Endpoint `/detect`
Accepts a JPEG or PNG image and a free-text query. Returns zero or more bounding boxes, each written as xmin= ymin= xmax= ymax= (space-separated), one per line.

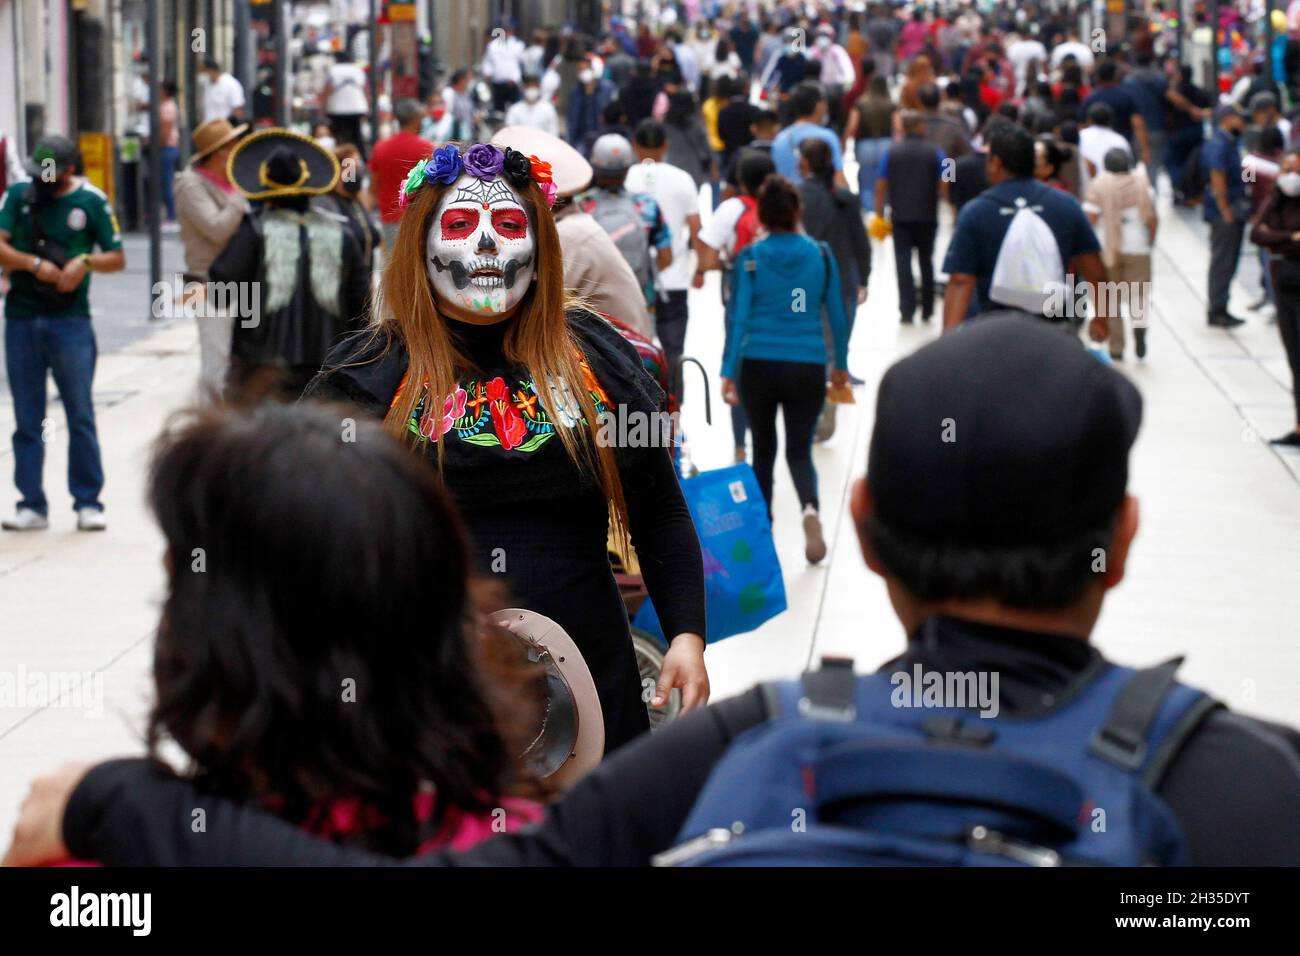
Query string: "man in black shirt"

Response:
xmin=7 ymin=319 xmax=1300 ymax=867
xmin=729 ymin=17 xmax=760 ymax=72
xmin=1082 ymin=58 xmax=1150 ymax=165
xmin=875 ymin=111 xmax=947 ymax=323
xmin=720 ymin=109 xmax=778 ymax=195
xmin=715 ymin=76 xmax=762 ymax=173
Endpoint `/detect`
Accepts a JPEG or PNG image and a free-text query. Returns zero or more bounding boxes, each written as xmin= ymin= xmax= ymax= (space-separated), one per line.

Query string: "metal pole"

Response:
xmin=66 ymin=4 xmax=79 ymax=134
xmin=1174 ymin=0 xmax=1183 ymax=61
xmin=273 ymin=0 xmax=289 ymax=126
xmin=1209 ymin=0 xmax=1219 ymax=96
xmin=369 ymin=0 xmax=380 ymax=147
xmin=1265 ymin=0 xmax=1275 ymax=87
xmin=183 ymin=0 xmax=199 ymax=160
xmin=427 ymin=0 xmax=438 ymax=85
xmin=148 ymin=0 xmax=163 ymax=319
xmin=233 ymin=0 xmax=251 ymax=108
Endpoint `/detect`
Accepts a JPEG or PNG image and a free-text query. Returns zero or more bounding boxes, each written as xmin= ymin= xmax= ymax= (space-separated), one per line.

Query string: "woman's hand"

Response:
xmin=2 ymin=761 xmax=92 ymax=866
xmin=721 ymin=377 xmax=739 ymax=406
xmin=830 ymin=369 xmax=850 ymax=388
xmin=856 ymin=286 xmax=869 ymax=305
xmin=656 ymin=633 xmax=710 ymax=712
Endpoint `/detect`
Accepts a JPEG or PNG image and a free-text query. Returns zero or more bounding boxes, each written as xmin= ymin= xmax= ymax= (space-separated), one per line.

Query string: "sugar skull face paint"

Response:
xmin=427 ymin=173 xmax=536 ymax=315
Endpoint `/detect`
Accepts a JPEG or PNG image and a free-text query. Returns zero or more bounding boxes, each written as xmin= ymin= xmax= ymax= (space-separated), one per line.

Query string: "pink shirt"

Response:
xmin=160 ymin=99 xmax=180 ymax=148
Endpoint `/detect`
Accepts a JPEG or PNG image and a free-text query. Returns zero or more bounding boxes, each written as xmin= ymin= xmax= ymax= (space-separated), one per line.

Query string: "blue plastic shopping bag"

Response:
xmin=634 ymin=462 xmax=786 ymax=644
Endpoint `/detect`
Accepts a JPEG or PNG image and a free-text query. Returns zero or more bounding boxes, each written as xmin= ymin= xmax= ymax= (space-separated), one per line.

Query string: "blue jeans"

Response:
xmin=855 ymin=137 xmax=891 ymax=213
xmin=1166 ymin=125 xmax=1204 ymax=198
xmin=4 ymin=316 xmax=104 ymax=515
xmin=160 ymin=145 xmax=179 ymax=220
xmin=1259 ymin=246 xmax=1276 ymax=306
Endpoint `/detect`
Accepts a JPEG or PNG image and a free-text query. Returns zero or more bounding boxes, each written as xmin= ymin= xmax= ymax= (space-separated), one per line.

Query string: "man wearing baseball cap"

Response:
xmin=0 ymin=134 xmax=125 ymax=532
xmin=579 ymin=133 xmax=673 ymax=314
xmin=22 ymin=316 xmax=1300 ymax=867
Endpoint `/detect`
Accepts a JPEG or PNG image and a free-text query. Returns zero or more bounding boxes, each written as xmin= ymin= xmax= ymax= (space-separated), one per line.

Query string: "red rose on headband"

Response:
xmin=528 ymin=155 xmax=553 ymax=184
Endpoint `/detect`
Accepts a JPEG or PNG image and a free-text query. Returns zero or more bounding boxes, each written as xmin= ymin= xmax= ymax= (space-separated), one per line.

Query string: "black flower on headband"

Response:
xmin=501 ymin=147 xmax=534 ymax=189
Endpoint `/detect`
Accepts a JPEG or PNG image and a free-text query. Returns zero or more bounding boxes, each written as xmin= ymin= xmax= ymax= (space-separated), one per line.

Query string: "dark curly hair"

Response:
xmin=756 ymin=173 xmax=801 ymax=231
xmin=145 ymin=402 xmax=537 ymax=854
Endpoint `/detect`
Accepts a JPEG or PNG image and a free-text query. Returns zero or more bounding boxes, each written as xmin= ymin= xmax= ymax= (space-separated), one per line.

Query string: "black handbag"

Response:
xmin=24 ymin=185 xmax=80 ymax=312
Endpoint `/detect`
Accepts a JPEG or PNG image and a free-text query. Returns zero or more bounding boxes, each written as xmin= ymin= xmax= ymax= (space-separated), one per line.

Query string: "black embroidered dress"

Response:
xmin=305 ymin=309 xmax=706 ymax=749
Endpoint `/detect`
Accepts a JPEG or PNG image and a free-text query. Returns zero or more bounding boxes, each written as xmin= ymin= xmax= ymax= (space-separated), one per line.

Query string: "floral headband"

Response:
xmin=398 ymin=142 xmax=556 ymax=210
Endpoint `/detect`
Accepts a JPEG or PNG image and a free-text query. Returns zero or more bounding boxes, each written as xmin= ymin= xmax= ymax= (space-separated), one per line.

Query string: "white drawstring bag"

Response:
xmin=989 ymin=196 xmax=1065 ymax=315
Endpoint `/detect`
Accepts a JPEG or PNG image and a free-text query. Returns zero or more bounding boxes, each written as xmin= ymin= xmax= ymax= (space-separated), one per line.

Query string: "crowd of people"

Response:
xmin=3 ymin=2 xmax=1300 ymax=870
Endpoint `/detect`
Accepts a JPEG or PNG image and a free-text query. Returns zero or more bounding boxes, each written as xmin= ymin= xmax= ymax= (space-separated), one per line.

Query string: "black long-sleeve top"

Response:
xmin=1250 ymin=191 xmax=1300 ymax=259
xmin=64 ymin=616 xmax=1300 ymax=866
xmin=799 ymin=177 xmax=872 ymax=294
xmin=301 ymin=308 xmax=706 ymax=644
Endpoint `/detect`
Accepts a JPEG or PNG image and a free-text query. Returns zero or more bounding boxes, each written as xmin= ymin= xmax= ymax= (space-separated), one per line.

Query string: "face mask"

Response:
xmin=1279 ymin=172 xmax=1300 ymax=197
xmin=578 ymin=69 xmax=595 ymax=85
xmin=784 ymin=43 xmax=796 ymax=54
xmin=342 ymin=176 xmax=363 ymax=195
xmin=427 ymin=173 xmax=536 ymax=315
xmin=524 ymin=87 xmax=541 ymax=103
xmin=316 ymin=136 xmax=336 ymax=151
xmin=431 ymin=107 xmax=446 ymax=121
xmin=816 ymin=36 xmax=831 ymax=49
xmin=1227 ymin=125 xmax=1243 ymax=139
xmin=33 ymin=177 xmax=62 ymax=198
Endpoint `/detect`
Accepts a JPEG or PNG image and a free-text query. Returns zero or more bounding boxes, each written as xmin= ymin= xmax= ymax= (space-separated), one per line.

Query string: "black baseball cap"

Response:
xmin=867 ymin=316 xmax=1142 ymax=548
xmin=24 ymin=135 xmax=80 ymax=179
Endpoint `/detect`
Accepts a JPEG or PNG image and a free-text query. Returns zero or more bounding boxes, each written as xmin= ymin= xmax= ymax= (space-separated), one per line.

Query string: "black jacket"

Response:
xmin=64 ymin=616 xmax=1300 ymax=866
xmin=883 ymin=135 xmax=944 ymax=224
xmin=211 ymin=207 xmax=369 ymax=372
xmin=799 ymin=177 xmax=871 ymax=296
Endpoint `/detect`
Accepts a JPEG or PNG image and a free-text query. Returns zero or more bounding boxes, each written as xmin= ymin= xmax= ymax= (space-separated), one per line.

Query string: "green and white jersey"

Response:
xmin=0 ymin=179 xmax=123 ymax=318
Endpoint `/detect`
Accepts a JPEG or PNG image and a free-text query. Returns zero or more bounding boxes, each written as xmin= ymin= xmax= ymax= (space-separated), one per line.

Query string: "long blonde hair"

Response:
xmin=376 ymin=171 xmax=629 ymax=532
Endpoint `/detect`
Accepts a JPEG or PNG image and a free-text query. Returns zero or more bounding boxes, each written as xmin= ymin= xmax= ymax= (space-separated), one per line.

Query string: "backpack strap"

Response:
xmin=1087 ymin=656 xmax=1220 ymax=784
xmin=760 ymin=656 xmax=856 ymax=721
xmin=1143 ymin=693 xmax=1222 ymax=789
xmin=1088 ymin=657 xmax=1182 ymax=769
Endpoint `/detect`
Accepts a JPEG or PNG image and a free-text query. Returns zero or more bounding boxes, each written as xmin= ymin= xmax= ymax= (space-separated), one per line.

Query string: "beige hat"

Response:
xmin=491 ymin=125 xmax=593 ymax=198
xmin=494 ymin=608 xmax=603 ymax=787
xmin=190 ymin=118 xmax=249 ymax=164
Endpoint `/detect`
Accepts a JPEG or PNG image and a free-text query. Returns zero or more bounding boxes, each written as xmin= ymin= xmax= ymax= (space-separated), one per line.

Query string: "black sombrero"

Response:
xmin=227 ymin=128 xmax=340 ymax=201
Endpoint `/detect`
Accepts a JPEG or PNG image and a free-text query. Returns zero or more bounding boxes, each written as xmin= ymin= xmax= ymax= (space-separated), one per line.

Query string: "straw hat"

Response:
xmin=189 ymin=118 xmax=248 ymax=165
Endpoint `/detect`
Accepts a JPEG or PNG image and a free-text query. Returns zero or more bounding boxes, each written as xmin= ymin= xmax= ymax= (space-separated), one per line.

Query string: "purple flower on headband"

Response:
xmin=426 ymin=144 xmax=463 ymax=185
xmin=463 ymin=143 xmax=505 ymax=180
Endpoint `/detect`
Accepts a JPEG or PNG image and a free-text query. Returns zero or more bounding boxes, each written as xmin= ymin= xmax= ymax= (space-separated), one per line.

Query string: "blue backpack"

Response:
xmin=659 ymin=655 xmax=1219 ymax=866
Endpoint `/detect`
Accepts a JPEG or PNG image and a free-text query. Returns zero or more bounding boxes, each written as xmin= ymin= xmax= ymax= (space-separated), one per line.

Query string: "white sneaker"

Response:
xmin=1 ymin=507 xmax=49 ymax=531
xmin=814 ymin=402 xmax=837 ymax=443
xmin=76 ymin=508 xmax=107 ymax=531
xmin=802 ymin=504 xmax=827 ymax=564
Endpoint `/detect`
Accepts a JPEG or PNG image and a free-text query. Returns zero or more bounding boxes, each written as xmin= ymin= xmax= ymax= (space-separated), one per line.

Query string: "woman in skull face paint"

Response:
xmin=304 ymin=142 xmax=709 ymax=752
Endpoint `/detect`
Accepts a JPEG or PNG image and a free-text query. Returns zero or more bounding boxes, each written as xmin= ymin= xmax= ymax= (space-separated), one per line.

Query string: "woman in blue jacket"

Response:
xmin=720 ymin=175 xmax=849 ymax=564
